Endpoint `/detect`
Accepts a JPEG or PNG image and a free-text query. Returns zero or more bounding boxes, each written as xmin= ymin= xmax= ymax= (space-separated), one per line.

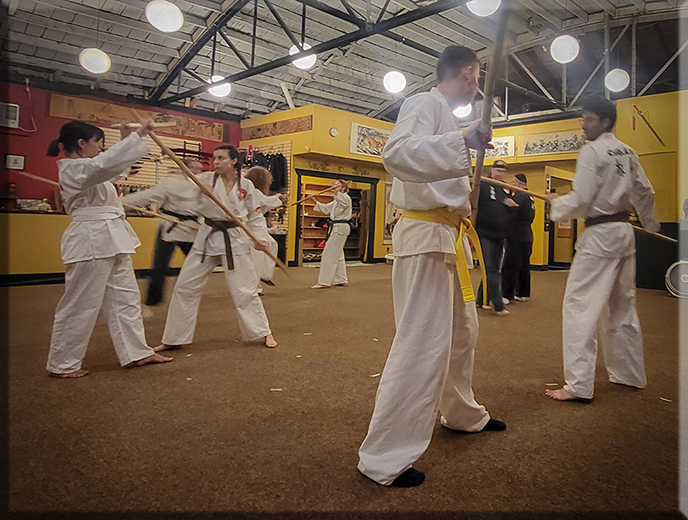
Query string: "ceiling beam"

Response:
xmin=551 ymin=0 xmax=588 ymax=22
xmin=95 ymin=0 xmax=208 ymax=28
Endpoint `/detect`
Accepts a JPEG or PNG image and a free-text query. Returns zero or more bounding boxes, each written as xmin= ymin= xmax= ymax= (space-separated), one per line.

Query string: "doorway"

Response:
xmin=548 ymin=176 xmax=578 ymax=269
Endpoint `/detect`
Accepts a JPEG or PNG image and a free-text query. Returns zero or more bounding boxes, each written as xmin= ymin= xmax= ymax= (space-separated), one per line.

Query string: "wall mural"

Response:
xmin=350 ymin=123 xmax=390 ymax=157
xmin=521 ymin=131 xmax=584 ymax=156
xmin=470 ymin=136 xmax=515 ymax=159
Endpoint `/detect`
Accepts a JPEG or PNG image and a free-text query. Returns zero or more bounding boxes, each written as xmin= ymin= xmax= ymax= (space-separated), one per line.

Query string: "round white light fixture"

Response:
xmin=79 ymin=48 xmax=111 ymax=74
xmin=466 ymin=0 xmax=501 ymax=17
xmin=289 ymin=43 xmax=317 ymax=70
xmin=208 ymin=75 xmax=231 ymax=97
xmin=605 ymin=68 xmax=630 ymax=92
xmin=383 ymin=71 xmax=406 ymax=94
xmin=453 ymin=104 xmax=473 ymax=118
xmin=146 ymin=0 xmax=184 ymax=33
xmin=550 ymin=35 xmax=580 ymax=64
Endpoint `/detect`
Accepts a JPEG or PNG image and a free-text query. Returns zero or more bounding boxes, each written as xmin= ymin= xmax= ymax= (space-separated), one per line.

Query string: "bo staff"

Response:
xmin=111 ymin=122 xmax=177 ymax=129
xmin=129 ymin=110 xmax=291 ymax=276
xmin=482 ymin=177 xmax=677 ymax=243
xmin=122 ymin=203 xmax=199 ymax=231
xmin=13 ymin=170 xmax=60 ymax=187
xmin=469 ymin=0 xmax=514 ymax=224
xmin=289 ymin=186 xmax=336 ymax=208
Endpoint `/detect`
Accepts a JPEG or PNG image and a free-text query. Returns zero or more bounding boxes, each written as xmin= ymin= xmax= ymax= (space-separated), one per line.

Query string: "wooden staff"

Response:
xmin=122 ymin=203 xmax=199 ymax=231
xmin=111 ymin=122 xmax=177 ymax=129
xmin=129 ymin=110 xmax=291 ymax=276
xmin=289 ymin=185 xmax=337 ymax=207
xmin=469 ymin=0 xmax=514 ymax=224
xmin=13 ymin=170 xmax=60 ymax=187
xmin=482 ymin=177 xmax=678 ymax=243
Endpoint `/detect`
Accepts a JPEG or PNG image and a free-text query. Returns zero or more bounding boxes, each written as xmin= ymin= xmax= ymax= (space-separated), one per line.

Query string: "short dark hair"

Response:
xmin=48 ymin=120 xmax=104 ymax=157
xmin=515 ymin=173 xmax=527 ymax=184
xmin=581 ymin=96 xmax=617 ymax=130
xmin=493 ymin=160 xmax=508 ymax=169
xmin=437 ymin=46 xmax=479 ymax=83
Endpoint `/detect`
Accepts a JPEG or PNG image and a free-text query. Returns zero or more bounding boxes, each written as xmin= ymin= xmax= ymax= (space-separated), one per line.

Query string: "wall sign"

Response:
xmin=521 ymin=131 xmax=584 ymax=156
xmin=350 ymin=123 xmax=390 ymax=158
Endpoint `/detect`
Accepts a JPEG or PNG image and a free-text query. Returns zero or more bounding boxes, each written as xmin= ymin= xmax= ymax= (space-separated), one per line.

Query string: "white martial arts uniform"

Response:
xmin=550 ymin=132 xmax=660 ymax=399
xmin=47 ymin=133 xmax=155 ymax=374
xmin=250 ymin=189 xmax=282 ymax=285
xmin=358 ymin=87 xmax=491 ymax=485
xmin=314 ymin=192 xmax=352 ymax=286
xmin=162 ymin=173 xmax=272 ymax=345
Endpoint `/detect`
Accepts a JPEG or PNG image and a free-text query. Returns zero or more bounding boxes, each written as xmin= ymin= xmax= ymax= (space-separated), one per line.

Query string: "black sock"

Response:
xmin=391 ymin=468 xmax=425 ymax=487
xmin=482 ymin=418 xmax=507 ymax=431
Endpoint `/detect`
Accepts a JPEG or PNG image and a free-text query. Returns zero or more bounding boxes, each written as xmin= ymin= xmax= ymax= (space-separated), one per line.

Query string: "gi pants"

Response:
xmin=47 ymin=254 xmax=153 ymax=374
xmin=163 ymin=249 xmax=271 ymax=344
xmin=476 ymin=236 xmax=506 ymax=311
xmin=562 ymin=250 xmax=646 ymax=399
xmin=251 ymin=234 xmax=278 ymax=285
xmin=358 ymin=252 xmax=490 ymax=485
xmin=146 ymin=228 xmax=193 ymax=306
xmin=502 ymin=240 xmax=532 ymax=300
xmin=317 ymin=224 xmax=349 ymax=286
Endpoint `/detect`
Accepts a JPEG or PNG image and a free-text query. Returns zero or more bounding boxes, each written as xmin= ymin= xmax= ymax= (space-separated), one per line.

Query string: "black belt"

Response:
xmin=326 ymin=220 xmax=350 ymax=240
xmin=584 ymin=212 xmax=630 ymax=228
xmin=202 ymin=218 xmax=240 ymax=270
xmin=161 ymin=207 xmax=198 ymax=233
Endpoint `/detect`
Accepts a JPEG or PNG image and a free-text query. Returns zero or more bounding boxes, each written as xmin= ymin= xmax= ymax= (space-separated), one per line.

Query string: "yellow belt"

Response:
xmin=402 ymin=208 xmax=487 ymax=303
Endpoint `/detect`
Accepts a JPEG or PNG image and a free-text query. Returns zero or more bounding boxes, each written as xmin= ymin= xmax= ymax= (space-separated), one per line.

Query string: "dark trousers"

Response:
xmin=476 ymin=236 xmax=506 ymax=311
xmin=502 ymin=240 xmax=533 ymax=300
xmin=146 ymin=229 xmax=193 ymax=306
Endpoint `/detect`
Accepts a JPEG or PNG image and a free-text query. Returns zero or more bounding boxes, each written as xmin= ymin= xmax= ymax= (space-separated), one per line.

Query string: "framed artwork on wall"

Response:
xmin=350 ymin=123 xmax=390 ymax=158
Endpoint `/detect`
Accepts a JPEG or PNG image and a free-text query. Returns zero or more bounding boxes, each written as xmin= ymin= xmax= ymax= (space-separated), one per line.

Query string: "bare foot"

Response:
xmin=141 ymin=305 xmax=154 ymax=319
xmin=131 ymin=353 xmax=173 ymax=367
xmin=48 ymin=368 xmax=88 ymax=378
xmin=495 ymin=309 xmax=509 ymax=316
xmin=334 ymin=282 xmax=348 ymax=287
xmin=545 ymin=388 xmax=581 ymax=401
xmin=153 ymin=344 xmax=182 ymax=353
xmin=481 ymin=305 xmax=491 ymax=310
xmin=311 ymin=284 xmax=329 ymax=289
xmin=265 ymin=334 xmax=278 ymax=348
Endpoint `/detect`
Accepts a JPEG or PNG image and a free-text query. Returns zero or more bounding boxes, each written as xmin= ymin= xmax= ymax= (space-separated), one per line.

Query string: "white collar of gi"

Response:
xmin=430 ymin=87 xmax=454 ymax=113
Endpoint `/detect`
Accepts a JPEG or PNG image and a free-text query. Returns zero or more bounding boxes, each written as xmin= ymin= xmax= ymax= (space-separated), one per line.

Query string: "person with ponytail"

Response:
xmin=156 ymin=144 xmax=279 ymax=350
xmin=46 ymin=120 xmax=172 ymax=378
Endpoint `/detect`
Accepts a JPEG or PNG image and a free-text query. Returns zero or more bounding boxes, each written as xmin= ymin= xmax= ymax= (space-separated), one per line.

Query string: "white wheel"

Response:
xmin=665 ymin=260 xmax=688 ymax=298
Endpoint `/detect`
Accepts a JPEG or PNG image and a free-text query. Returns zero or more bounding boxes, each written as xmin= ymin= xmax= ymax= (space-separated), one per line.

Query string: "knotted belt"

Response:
xmin=584 ymin=211 xmax=630 ymax=228
xmin=202 ymin=218 xmax=240 ymax=270
xmin=402 ymin=208 xmax=487 ymax=303
xmin=161 ymin=207 xmax=198 ymax=233
xmin=326 ymin=219 xmax=350 ymax=241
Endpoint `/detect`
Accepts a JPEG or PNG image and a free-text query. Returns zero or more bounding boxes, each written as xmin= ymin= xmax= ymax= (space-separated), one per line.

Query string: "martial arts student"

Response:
xmin=502 ymin=173 xmax=535 ymax=303
xmin=244 ymin=166 xmax=286 ymax=294
xmin=46 ymin=120 xmax=172 ymax=378
xmin=310 ymin=180 xmax=352 ymax=289
xmin=474 ymin=160 xmax=518 ymax=315
xmin=545 ymin=96 xmax=660 ymax=401
xmin=358 ymin=46 xmax=505 ymax=488
xmin=155 ymin=145 xmax=278 ymax=350
xmin=122 ymin=158 xmax=202 ymax=310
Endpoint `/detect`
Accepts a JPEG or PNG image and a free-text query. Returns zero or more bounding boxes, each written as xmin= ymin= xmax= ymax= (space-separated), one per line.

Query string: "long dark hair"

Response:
xmin=47 ymin=120 xmax=105 ymax=157
xmin=214 ymin=144 xmax=244 ymax=198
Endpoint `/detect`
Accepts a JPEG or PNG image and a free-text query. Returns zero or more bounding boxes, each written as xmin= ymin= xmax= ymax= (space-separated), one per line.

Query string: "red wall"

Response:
xmin=0 ymin=82 xmax=241 ymax=201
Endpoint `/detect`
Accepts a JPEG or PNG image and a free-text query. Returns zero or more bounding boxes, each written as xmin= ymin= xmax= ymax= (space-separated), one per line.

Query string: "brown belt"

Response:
xmin=202 ymin=218 xmax=240 ymax=270
xmin=584 ymin=212 xmax=630 ymax=228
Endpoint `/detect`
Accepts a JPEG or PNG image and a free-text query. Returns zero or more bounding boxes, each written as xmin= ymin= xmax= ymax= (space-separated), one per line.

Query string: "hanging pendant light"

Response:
xmin=550 ymin=35 xmax=579 ymax=64
xmin=383 ymin=71 xmax=406 ymax=94
xmin=207 ymin=75 xmax=231 ymax=97
xmin=466 ymin=0 xmax=501 ymax=17
xmin=605 ymin=68 xmax=630 ymax=92
xmin=453 ymin=104 xmax=472 ymax=118
xmin=79 ymin=48 xmax=111 ymax=74
xmin=146 ymin=0 xmax=184 ymax=33
xmin=289 ymin=43 xmax=317 ymax=70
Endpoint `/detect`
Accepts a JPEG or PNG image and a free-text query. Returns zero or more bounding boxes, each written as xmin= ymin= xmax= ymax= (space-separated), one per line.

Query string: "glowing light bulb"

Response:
xmin=207 ymin=75 xmax=231 ymax=97
xmin=289 ymin=43 xmax=317 ymax=70
xmin=146 ymin=0 xmax=184 ymax=32
xmin=466 ymin=0 xmax=501 ymax=17
xmin=605 ymin=68 xmax=630 ymax=92
xmin=383 ymin=71 xmax=406 ymax=94
xmin=79 ymin=48 xmax=111 ymax=74
xmin=453 ymin=104 xmax=473 ymax=118
xmin=550 ymin=35 xmax=580 ymax=64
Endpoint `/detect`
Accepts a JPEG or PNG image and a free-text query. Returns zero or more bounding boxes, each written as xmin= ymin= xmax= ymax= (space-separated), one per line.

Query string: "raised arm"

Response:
xmin=550 ymin=146 xmax=601 ymax=222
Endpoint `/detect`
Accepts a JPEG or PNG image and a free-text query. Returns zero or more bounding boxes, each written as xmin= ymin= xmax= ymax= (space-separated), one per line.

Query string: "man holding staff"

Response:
xmin=545 ymin=97 xmax=660 ymax=401
xmin=357 ymin=46 xmax=505 ymax=488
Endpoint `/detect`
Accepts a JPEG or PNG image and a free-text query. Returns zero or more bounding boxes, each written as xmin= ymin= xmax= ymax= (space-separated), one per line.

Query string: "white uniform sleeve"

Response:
xmin=259 ymin=192 xmax=283 ymax=211
xmin=629 ymin=155 xmax=660 ymax=233
xmin=550 ymin=145 xmax=601 ymax=221
xmin=121 ymin=181 xmax=168 ymax=208
xmin=243 ymin=180 xmax=270 ymax=240
xmin=334 ymin=192 xmax=351 ymax=210
xmin=382 ymin=97 xmax=471 ymax=183
xmin=314 ymin=200 xmax=335 ymax=215
xmin=60 ymin=133 xmax=150 ymax=192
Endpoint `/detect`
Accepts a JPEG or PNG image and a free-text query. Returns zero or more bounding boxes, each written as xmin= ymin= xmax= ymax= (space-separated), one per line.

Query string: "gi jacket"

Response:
xmin=58 ymin=133 xmax=149 ymax=264
xmin=315 ymin=193 xmax=352 ymax=237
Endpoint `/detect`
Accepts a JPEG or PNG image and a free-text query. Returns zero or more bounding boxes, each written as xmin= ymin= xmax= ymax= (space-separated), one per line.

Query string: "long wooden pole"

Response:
xmin=13 ymin=170 xmax=60 ymax=187
xmin=482 ymin=177 xmax=678 ymax=244
xmin=469 ymin=0 xmax=514 ymax=224
xmin=129 ymin=110 xmax=291 ymax=276
xmin=289 ymin=185 xmax=336 ymax=207
xmin=122 ymin=203 xmax=199 ymax=231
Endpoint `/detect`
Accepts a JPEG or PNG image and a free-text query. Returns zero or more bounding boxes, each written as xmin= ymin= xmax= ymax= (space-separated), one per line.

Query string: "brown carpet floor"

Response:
xmin=4 ymin=264 xmax=680 ymax=519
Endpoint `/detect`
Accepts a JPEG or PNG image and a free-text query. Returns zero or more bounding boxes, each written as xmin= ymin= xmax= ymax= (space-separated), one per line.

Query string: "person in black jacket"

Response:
xmin=502 ymin=173 xmax=535 ymax=303
xmin=475 ymin=159 xmax=518 ymax=315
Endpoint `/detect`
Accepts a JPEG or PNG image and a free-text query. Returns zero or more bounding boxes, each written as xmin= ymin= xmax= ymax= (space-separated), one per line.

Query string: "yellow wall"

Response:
xmin=1 ymin=213 xmax=184 ymax=275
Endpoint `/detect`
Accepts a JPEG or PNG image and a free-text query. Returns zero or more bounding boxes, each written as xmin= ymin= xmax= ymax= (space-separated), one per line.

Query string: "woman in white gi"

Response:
xmin=155 ymin=145 xmax=278 ymax=350
xmin=244 ymin=166 xmax=286 ymax=293
xmin=357 ymin=46 xmax=503 ymax=488
xmin=46 ymin=120 xmax=173 ymax=378
xmin=310 ymin=180 xmax=352 ymax=289
xmin=122 ymin=160 xmax=201 ymax=309
xmin=545 ymin=97 xmax=659 ymax=401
